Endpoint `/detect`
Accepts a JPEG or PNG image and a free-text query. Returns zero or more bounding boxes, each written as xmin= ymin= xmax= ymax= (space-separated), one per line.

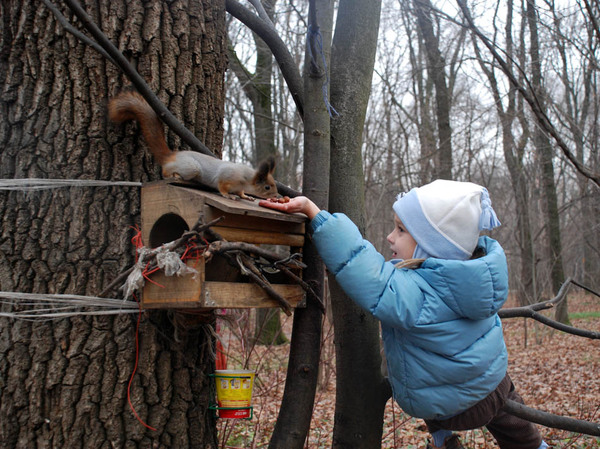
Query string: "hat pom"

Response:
xmin=479 ymin=188 xmax=501 ymax=231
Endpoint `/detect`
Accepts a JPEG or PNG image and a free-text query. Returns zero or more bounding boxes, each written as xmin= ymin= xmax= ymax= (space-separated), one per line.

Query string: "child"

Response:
xmin=260 ymin=180 xmax=548 ymax=449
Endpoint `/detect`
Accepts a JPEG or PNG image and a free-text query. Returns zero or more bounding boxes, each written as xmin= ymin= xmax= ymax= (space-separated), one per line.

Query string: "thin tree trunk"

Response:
xmin=550 ymin=2 xmax=600 ymax=292
xmin=472 ymin=0 xmax=536 ymax=308
xmin=227 ymin=0 xmax=287 ymax=346
xmin=413 ymin=0 xmax=453 ymax=179
xmin=268 ymin=1 xmax=333 ymax=447
xmin=329 ymin=1 xmax=386 ymax=447
xmin=525 ymin=0 xmax=569 ymax=323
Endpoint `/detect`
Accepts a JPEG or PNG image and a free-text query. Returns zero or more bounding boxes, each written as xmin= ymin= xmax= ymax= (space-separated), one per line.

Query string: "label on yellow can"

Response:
xmin=214 ymin=370 xmax=255 ymax=408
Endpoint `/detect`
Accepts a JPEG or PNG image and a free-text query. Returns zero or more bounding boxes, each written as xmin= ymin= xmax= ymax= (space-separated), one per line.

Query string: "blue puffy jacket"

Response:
xmin=311 ymin=211 xmax=509 ymax=420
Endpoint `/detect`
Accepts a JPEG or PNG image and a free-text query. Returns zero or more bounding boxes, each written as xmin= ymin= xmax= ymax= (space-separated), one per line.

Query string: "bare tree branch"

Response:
xmin=501 ymin=307 xmax=600 ymax=339
xmin=248 ymin=0 xmax=275 ymax=27
xmin=581 ymin=0 xmax=600 ymax=44
xmin=499 ymin=278 xmax=600 ymax=339
xmin=503 ymin=399 xmax=600 ymax=436
xmin=225 ymin=0 xmax=305 ymax=118
xmin=234 ymin=251 xmax=294 ymax=316
xmin=455 ymin=0 xmax=600 ymax=187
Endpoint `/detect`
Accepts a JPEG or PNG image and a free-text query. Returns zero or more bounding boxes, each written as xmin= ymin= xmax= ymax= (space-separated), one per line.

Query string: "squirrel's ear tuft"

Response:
xmin=256 ymin=156 xmax=276 ymax=178
xmin=265 ymin=155 xmax=276 ymax=173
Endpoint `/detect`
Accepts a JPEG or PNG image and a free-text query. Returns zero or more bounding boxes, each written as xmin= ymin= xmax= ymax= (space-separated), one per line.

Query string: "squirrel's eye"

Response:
xmin=265 ymin=185 xmax=271 ymax=190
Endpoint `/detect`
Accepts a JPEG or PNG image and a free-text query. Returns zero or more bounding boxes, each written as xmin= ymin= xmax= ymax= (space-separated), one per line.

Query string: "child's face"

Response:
xmin=387 ymin=214 xmax=418 ymax=260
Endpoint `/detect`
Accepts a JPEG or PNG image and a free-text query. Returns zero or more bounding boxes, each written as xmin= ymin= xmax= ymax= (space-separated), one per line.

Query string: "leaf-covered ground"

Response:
xmin=216 ymin=293 xmax=600 ymax=448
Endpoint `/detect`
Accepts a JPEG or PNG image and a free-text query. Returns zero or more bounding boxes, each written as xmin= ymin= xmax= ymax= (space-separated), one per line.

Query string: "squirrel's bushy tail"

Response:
xmin=108 ymin=91 xmax=172 ymax=165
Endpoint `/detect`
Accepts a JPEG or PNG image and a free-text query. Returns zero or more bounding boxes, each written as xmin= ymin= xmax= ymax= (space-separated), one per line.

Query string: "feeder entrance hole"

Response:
xmin=149 ymin=213 xmax=189 ymax=248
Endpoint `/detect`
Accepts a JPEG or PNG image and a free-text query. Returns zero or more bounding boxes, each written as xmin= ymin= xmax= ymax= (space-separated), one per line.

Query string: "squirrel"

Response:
xmin=108 ymin=91 xmax=279 ymax=200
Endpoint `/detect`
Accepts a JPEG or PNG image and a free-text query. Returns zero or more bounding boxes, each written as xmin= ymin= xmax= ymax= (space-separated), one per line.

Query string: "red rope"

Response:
xmin=215 ymin=311 xmax=228 ymax=370
xmin=181 ymin=240 xmax=204 ymax=268
xmin=130 ymin=226 xmax=143 ymax=262
xmin=124 ymin=230 xmax=211 ymax=429
xmin=142 ymin=261 xmax=164 ymax=289
xmin=127 ymin=294 xmax=157 ymax=431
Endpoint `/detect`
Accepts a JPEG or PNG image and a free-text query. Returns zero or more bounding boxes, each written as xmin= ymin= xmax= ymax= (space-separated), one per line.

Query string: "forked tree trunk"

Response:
xmin=0 ymin=1 xmax=227 ymax=447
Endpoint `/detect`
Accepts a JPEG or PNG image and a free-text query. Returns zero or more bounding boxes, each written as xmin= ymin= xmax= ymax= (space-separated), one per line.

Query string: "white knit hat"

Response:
xmin=392 ymin=180 xmax=501 ymax=260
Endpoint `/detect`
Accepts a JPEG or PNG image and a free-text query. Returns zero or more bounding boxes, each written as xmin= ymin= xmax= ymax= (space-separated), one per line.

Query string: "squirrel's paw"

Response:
xmin=221 ymin=193 xmax=241 ymax=201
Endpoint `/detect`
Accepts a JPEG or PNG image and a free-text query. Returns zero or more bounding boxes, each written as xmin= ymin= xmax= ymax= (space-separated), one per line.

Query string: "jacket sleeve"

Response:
xmin=311 ymin=211 xmax=425 ymax=329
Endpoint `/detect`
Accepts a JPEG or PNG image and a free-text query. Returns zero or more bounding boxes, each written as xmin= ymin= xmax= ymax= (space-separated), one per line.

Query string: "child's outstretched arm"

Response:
xmin=260 ymin=195 xmax=424 ymax=328
xmin=258 ymin=196 xmax=321 ymax=220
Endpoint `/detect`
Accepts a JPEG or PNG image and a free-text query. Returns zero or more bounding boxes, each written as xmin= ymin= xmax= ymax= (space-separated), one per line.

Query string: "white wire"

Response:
xmin=0 ymin=291 xmax=140 ymax=320
xmin=0 ymin=179 xmax=144 ymax=319
xmin=0 ymin=178 xmax=142 ymax=191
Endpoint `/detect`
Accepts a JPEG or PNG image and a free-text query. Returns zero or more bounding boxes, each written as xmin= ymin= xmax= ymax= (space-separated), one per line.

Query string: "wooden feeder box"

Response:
xmin=140 ymin=181 xmax=307 ymax=311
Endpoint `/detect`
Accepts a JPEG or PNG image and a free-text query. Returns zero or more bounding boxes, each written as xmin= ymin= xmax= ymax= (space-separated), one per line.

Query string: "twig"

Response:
xmin=99 ymin=266 xmax=135 ymax=298
xmin=273 ymin=263 xmax=325 ymax=312
xmin=499 ymin=276 xmax=573 ymax=317
xmin=237 ymin=252 xmax=293 ymax=316
xmin=207 ymin=240 xmax=305 ymax=269
xmin=570 ymin=278 xmax=600 ymax=298
xmin=204 ymin=229 xmax=299 ymax=315
xmin=99 ymin=216 xmax=225 ymax=298
xmin=166 ymin=216 xmax=225 ymax=251
xmin=501 ymin=309 xmax=600 ymax=339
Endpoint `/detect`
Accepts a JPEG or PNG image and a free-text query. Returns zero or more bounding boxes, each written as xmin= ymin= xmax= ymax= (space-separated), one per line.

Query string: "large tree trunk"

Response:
xmin=329 ymin=1 xmax=386 ymax=448
xmin=0 ymin=1 xmax=227 ymax=447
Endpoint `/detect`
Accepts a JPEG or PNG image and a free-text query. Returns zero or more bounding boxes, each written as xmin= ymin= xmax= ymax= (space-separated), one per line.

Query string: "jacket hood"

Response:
xmin=416 ymin=236 xmax=508 ymax=320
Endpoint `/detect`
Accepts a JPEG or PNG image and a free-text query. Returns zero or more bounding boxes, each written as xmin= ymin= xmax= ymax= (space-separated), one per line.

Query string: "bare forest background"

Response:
xmin=225 ymin=0 xmax=600 ymax=307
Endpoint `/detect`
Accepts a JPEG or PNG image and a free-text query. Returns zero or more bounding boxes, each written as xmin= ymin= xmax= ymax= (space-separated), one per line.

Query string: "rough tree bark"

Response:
xmin=0 ymin=1 xmax=227 ymax=447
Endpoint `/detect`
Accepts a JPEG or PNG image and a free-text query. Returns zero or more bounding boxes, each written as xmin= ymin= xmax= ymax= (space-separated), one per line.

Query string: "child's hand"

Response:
xmin=258 ymin=196 xmax=321 ymax=219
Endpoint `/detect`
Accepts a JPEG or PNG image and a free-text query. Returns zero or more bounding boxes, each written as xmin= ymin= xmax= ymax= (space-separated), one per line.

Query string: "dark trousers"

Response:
xmin=425 ymin=374 xmax=543 ymax=449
